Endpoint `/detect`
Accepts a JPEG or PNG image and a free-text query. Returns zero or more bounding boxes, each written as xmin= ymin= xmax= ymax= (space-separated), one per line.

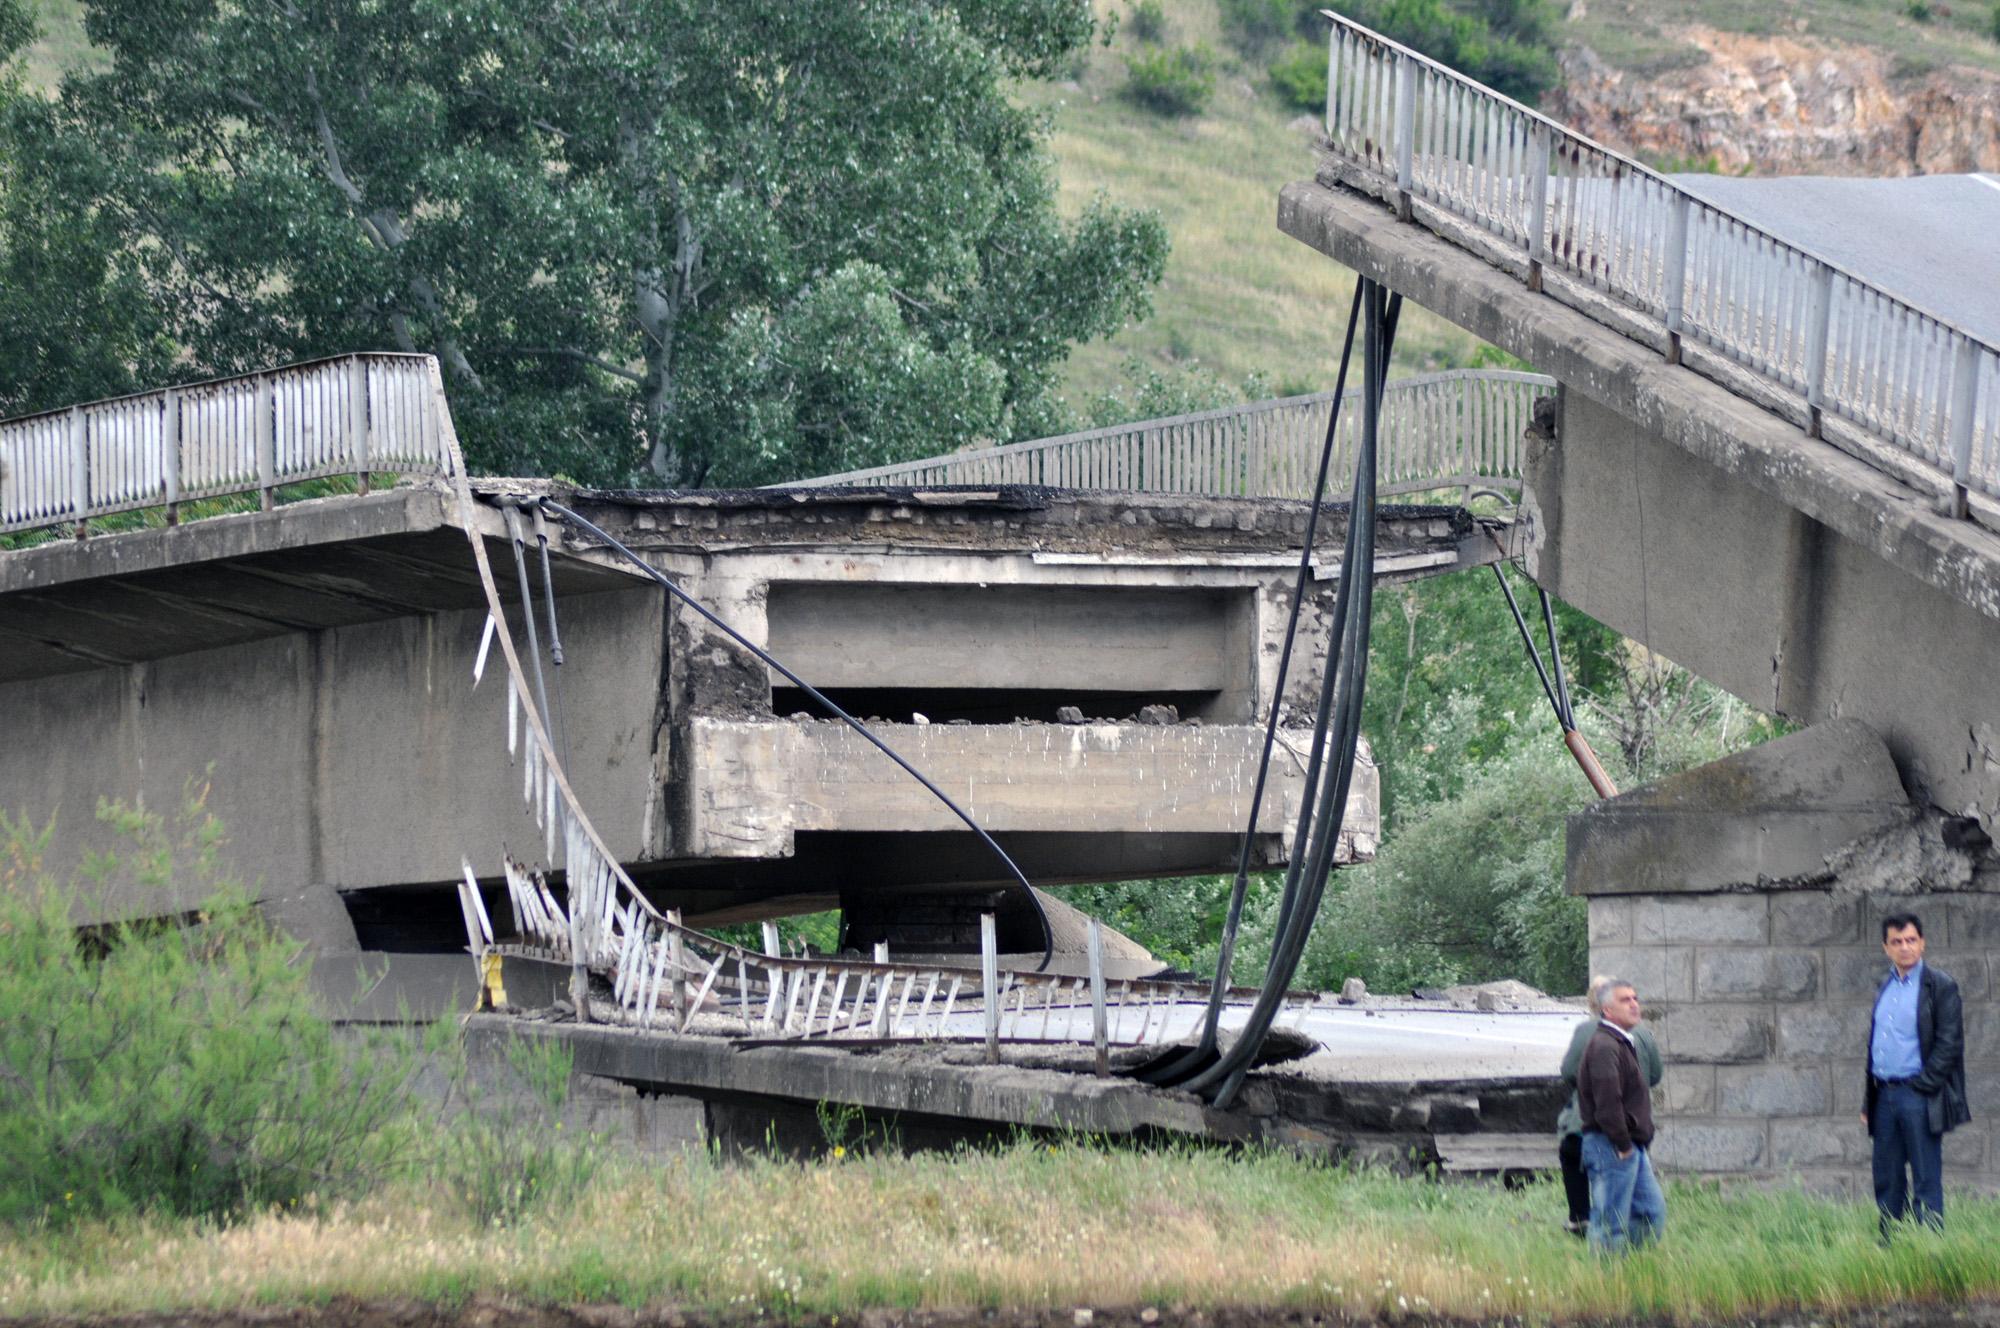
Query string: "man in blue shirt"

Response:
xmin=1863 ymin=912 xmax=1969 ymax=1234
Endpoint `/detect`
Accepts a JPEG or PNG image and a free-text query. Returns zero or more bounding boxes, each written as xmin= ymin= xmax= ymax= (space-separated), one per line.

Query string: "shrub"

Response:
xmin=1126 ymin=0 xmax=1169 ymax=43
xmin=1219 ymin=0 xmax=1312 ymax=53
xmin=1270 ymin=39 xmax=1327 ymax=111
xmin=1122 ymin=43 xmax=1217 ymax=116
xmin=0 ymin=784 xmax=416 ymax=1226
xmin=434 ymin=1031 xmax=600 ymax=1226
xmin=1342 ymin=0 xmax=1562 ymax=104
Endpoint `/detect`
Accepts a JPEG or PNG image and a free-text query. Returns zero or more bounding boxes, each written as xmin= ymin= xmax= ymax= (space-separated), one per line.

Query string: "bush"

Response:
xmin=1122 ymin=43 xmax=1217 ymax=116
xmin=1126 ymin=0 xmax=1169 ymax=43
xmin=1270 ymin=39 xmax=1327 ymax=111
xmin=0 ymin=784 xmax=416 ymax=1225
xmin=1219 ymin=0 xmax=1313 ymax=53
xmin=434 ymin=1031 xmax=599 ymax=1226
xmin=1343 ymin=0 xmax=1562 ymax=104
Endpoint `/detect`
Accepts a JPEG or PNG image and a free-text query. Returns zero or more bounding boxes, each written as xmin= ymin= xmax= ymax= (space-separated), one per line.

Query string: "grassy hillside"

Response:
xmin=1019 ymin=2 xmax=1482 ymax=404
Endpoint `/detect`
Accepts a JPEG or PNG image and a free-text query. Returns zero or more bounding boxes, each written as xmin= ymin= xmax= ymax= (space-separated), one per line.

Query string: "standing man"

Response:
xmin=1578 ymin=979 xmax=1666 ymax=1253
xmin=1864 ymin=913 xmax=1969 ymax=1234
xmin=1557 ymin=974 xmax=1664 ymax=1237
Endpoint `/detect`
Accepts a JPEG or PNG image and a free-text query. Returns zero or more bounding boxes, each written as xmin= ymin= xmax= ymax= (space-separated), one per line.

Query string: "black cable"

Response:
xmin=1492 ymin=563 xmax=1567 ymax=730
xmin=1538 ymin=586 xmax=1575 ymax=731
xmin=539 ymin=498 xmax=1054 ymax=972
xmin=1161 ymin=282 xmax=1402 ymax=1105
xmin=1134 ymin=283 xmax=1365 ymax=1087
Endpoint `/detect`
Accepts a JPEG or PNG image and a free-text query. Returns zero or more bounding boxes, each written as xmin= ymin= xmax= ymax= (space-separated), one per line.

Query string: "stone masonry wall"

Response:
xmin=1589 ymin=886 xmax=2000 ymax=1196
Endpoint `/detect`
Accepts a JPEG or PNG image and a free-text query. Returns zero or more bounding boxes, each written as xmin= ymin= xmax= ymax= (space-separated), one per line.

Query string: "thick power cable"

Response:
xmin=1146 ymin=279 xmax=1401 ymax=1104
xmin=539 ymin=498 xmax=1054 ymax=972
xmin=1134 ymin=283 xmax=1364 ymax=1087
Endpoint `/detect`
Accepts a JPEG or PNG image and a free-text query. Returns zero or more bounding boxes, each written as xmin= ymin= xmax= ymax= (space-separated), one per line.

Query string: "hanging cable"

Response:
xmin=1492 ymin=563 xmax=1618 ymax=799
xmin=501 ymin=505 xmax=555 ymax=733
xmin=538 ymin=497 xmax=1054 ymax=972
xmin=1134 ymin=283 xmax=1364 ymax=1088
xmin=1143 ymin=279 xmax=1402 ymax=1105
xmin=532 ymin=505 xmax=574 ymax=771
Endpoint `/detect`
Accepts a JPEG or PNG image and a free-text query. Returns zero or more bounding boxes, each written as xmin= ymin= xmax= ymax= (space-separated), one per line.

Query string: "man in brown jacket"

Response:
xmin=1577 ymin=979 xmax=1666 ymax=1253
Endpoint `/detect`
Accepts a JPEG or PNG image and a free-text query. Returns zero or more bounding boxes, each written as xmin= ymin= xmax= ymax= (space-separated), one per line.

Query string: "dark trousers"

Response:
xmin=1559 ymin=1132 xmax=1588 ymax=1224
xmin=1871 ymin=1081 xmax=1944 ymax=1231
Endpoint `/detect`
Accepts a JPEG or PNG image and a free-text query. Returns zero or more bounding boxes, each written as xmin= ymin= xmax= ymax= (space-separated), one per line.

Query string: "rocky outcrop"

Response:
xmin=1547 ymin=26 xmax=2000 ymax=176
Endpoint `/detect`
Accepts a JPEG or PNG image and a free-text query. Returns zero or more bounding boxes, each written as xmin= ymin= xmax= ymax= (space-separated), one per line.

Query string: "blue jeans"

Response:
xmin=1871 ymin=1081 xmax=1944 ymax=1232
xmin=1581 ymin=1130 xmax=1666 ymax=1254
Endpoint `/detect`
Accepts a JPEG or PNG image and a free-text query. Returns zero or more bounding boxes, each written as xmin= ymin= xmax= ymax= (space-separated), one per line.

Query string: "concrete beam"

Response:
xmin=679 ymin=716 xmax=1377 ymax=860
xmin=1568 ymin=720 xmax=1913 ymax=896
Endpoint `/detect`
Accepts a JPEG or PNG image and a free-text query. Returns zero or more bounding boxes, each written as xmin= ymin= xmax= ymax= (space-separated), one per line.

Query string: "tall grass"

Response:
xmin=3 ymin=1139 xmax=1996 ymax=1317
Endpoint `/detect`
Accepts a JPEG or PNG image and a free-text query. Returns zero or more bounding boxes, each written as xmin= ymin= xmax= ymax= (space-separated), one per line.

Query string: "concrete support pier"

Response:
xmin=1572 ymin=720 xmax=2000 ymax=1194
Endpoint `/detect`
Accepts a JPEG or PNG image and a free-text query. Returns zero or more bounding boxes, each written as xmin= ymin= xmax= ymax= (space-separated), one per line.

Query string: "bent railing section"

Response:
xmin=1 ymin=353 xmax=450 ymax=535
xmin=1319 ymin=10 xmax=2000 ymax=518
xmin=784 ymin=369 xmax=1551 ymax=499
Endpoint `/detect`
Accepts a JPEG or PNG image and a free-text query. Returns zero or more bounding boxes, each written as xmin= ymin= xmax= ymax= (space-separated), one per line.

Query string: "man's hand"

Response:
xmin=1618 ymin=1148 xmax=1633 ymax=1161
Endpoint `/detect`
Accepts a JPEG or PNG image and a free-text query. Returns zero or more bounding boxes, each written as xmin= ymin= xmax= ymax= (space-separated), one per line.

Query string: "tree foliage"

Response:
xmin=3 ymin=0 xmax=1165 ymax=485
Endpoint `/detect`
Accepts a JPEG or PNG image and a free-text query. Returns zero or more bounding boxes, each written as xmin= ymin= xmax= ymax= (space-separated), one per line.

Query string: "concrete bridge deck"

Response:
xmin=0 ymin=461 xmax=1494 ymax=998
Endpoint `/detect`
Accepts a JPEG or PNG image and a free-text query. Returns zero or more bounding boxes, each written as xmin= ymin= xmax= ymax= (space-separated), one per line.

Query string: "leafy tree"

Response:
xmin=0 ymin=0 xmax=173 ymax=416
xmin=11 ymin=0 xmax=1166 ymax=485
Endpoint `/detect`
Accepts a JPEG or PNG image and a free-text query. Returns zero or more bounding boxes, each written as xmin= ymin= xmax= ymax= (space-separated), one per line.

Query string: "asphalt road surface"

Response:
xmin=1672 ymin=172 xmax=2000 ymax=345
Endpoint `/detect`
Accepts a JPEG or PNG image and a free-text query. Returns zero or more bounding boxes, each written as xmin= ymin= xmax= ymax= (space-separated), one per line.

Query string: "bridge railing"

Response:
xmin=784 ymin=368 xmax=1551 ymax=498
xmin=1 ymin=353 xmax=451 ymax=535
xmin=1319 ymin=10 xmax=2000 ymax=519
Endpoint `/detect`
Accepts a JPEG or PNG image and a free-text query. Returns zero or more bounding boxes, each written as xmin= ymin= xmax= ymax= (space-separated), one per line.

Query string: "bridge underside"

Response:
xmin=0 ymin=480 xmax=1490 ymax=1001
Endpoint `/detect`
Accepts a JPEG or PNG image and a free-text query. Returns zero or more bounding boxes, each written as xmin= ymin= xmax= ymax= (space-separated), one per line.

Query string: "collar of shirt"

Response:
xmin=1887 ymin=960 xmax=1925 ymax=986
xmin=1598 ymin=1018 xmax=1635 ymax=1046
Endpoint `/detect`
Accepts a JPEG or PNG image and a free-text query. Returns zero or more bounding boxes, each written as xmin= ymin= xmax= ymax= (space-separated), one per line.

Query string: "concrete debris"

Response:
xmin=1825 ymin=807 xmax=1985 ymax=894
xmin=911 ymin=712 xmax=930 ymax=725
xmin=1074 ymin=1310 xmax=1093 ymax=1327
xmin=1055 ymin=705 xmax=1085 ymax=724
xmin=1340 ymin=976 xmax=1367 ymax=1004
xmin=1135 ymin=703 xmax=1179 ymax=725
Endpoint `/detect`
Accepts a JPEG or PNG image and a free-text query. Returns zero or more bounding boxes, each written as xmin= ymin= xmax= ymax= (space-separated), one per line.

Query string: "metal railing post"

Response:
xmin=1089 ymin=918 xmax=1108 ymax=1077
xmin=1804 ymin=264 xmax=1833 ymax=440
xmin=1394 ymin=53 xmax=1415 ymax=222
xmin=348 ymin=355 xmax=371 ymax=495
xmin=1323 ymin=26 xmax=1339 ymax=139
xmin=981 ymin=911 xmax=1000 ymax=1064
xmin=254 ymin=373 xmax=275 ymax=511
xmin=67 ymin=406 xmax=88 ymax=539
xmin=162 ymin=389 xmax=181 ymax=526
xmin=1662 ymin=194 xmax=1691 ymax=366
xmin=1949 ymin=336 xmax=1979 ymax=520
xmin=1526 ymin=125 xmax=1550 ymax=293
xmin=668 ymin=909 xmax=687 ymax=1021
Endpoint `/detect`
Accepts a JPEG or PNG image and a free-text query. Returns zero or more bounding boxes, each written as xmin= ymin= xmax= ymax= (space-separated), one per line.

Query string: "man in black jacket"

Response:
xmin=1863 ymin=912 xmax=1970 ymax=1234
xmin=1578 ymin=978 xmax=1666 ymax=1254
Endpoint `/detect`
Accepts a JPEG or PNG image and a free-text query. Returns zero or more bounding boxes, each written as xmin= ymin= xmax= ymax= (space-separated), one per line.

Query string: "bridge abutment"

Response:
xmin=1572 ymin=720 xmax=2000 ymax=1193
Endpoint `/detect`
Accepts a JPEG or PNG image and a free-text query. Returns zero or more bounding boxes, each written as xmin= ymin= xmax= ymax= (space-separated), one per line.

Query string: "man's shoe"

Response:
xmin=1565 ymin=1219 xmax=1588 ymax=1239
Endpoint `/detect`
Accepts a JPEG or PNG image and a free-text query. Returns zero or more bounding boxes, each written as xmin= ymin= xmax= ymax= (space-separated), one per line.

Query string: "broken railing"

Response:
xmin=471 ymin=852 xmax=1314 ymax=1055
xmin=1318 ymin=10 xmax=2000 ymax=519
xmin=0 ymin=353 xmax=451 ymax=535
xmin=784 ymin=368 xmax=1550 ymax=499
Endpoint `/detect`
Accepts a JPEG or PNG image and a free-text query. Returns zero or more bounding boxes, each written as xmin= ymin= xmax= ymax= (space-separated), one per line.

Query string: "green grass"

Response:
xmin=2 ymin=1139 xmax=1997 ymax=1317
